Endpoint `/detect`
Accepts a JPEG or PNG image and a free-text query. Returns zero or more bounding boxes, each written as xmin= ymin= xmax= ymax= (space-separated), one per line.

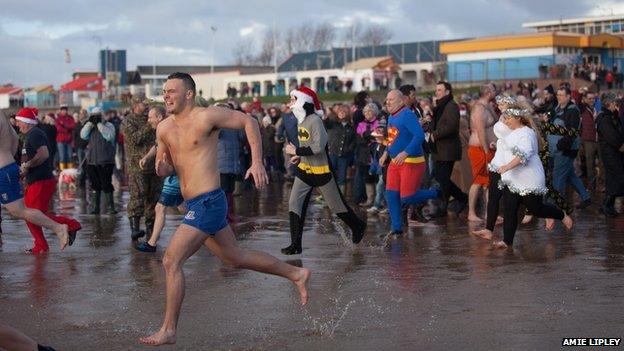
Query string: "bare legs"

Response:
xmin=139 ymin=224 xmax=310 ymax=346
xmin=4 ymin=199 xmax=69 ymax=250
xmin=146 ymin=203 xmax=169 ymax=247
xmin=468 ymin=184 xmax=486 ymax=222
xmin=0 ymin=322 xmax=39 ymax=351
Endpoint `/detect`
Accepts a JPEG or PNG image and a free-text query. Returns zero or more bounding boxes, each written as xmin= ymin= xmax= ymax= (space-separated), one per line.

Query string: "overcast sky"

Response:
xmin=1 ymin=0 xmax=622 ymax=87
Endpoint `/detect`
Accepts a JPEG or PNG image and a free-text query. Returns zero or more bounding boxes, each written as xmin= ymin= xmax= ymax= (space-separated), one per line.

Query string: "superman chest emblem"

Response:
xmin=386 ymin=127 xmax=399 ymax=146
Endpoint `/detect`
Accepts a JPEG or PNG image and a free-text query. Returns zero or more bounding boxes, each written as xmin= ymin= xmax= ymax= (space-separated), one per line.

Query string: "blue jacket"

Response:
xmin=278 ymin=112 xmax=299 ymax=147
xmin=218 ymin=129 xmax=244 ymax=174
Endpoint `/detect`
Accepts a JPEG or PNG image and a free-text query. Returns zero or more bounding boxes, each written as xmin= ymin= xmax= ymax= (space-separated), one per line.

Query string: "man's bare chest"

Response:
xmin=165 ymin=128 xmax=216 ymax=154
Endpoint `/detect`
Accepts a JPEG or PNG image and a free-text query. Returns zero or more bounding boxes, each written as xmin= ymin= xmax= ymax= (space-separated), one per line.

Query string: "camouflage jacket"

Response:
xmin=122 ymin=113 xmax=156 ymax=174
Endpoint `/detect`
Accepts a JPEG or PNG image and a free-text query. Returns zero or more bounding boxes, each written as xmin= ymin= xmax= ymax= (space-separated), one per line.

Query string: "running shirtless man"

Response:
xmin=139 ymin=73 xmax=310 ymax=346
xmin=0 ymin=110 xmax=70 ymax=249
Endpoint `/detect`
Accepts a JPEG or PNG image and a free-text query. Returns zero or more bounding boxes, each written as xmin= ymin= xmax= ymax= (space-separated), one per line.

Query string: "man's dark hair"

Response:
xmin=354 ymin=91 xmax=369 ymax=108
xmin=167 ymin=72 xmax=196 ymax=97
xmin=399 ymin=84 xmax=416 ymax=96
xmin=437 ymin=81 xmax=453 ymax=94
xmin=558 ymin=87 xmax=571 ymax=96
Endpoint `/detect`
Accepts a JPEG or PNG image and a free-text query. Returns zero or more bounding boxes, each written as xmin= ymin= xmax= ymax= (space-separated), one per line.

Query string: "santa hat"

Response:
xmin=290 ymin=86 xmax=324 ymax=117
xmin=15 ymin=107 xmax=39 ymax=125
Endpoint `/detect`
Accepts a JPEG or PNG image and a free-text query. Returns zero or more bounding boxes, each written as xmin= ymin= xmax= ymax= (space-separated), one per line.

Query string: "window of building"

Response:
xmin=594 ymin=25 xmax=602 ymax=34
xmin=613 ymin=23 xmax=621 ymax=33
xmin=578 ymin=26 xmax=585 ymax=34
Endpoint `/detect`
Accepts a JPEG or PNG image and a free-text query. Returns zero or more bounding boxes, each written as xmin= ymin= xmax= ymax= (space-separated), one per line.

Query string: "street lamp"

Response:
xmin=210 ymin=26 xmax=217 ymax=99
xmin=91 ymin=35 xmax=105 ymax=101
xmin=91 ymin=35 xmax=108 ymax=100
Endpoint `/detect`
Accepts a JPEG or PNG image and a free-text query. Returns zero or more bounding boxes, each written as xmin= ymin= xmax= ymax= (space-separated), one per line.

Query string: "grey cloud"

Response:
xmin=0 ymin=0 xmax=602 ymax=87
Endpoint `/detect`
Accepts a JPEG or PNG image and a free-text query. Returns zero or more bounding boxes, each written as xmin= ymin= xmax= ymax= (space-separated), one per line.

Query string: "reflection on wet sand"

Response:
xmin=0 ymin=183 xmax=623 ymax=350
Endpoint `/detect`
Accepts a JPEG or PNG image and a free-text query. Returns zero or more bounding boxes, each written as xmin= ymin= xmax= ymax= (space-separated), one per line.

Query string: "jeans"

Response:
xmin=329 ymin=155 xmax=350 ymax=186
xmin=552 ymin=153 xmax=590 ymax=201
xmin=57 ymin=142 xmax=72 ymax=164
xmin=374 ymin=175 xmax=385 ymax=208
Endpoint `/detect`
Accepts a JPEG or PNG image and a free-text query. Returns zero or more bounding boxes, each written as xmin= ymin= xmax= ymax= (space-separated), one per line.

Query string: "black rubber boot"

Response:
xmin=337 ymin=209 xmax=367 ymax=244
xmin=411 ymin=204 xmax=429 ymax=223
xmin=89 ymin=191 xmax=101 ymax=215
xmin=103 ymin=192 xmax=117 ymax=215
xmin=281 ymin=212 xmax=303 ymax=255
xmin=130 ymin=216 xmax=145 ymax=241
xmin=600 ymin=196 xmax=618 ymax=218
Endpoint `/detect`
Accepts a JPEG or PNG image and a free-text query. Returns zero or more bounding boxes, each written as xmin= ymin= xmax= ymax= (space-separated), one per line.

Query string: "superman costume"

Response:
xmin=385 ymin=107 xmax=438 ymax=233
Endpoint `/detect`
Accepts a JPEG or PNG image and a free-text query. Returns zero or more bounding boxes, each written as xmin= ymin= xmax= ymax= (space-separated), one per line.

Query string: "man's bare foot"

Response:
xmin=139 ymin=329 xmax=176 ymax=346
xmin=495 ymin=216 xmax=504 ymax=225
xmin=521 ymin=214 xmax=533 ymax=224
xmin=53 ymin=224 xmax=69 ymax=250
xmin=545 ymin=218 xmax=555 ymax=231
xmin=471 ymin=229 xmax=493 ymax=240
xmin=294 ymin=268 xmax=311 ymax=305
xmin=492 ymin=240 xmax=508 ymax=250
xmin=562 ymin=215 xmax=574 ymax=231
xmin=467 ymin=214 xmax=484 ymax=222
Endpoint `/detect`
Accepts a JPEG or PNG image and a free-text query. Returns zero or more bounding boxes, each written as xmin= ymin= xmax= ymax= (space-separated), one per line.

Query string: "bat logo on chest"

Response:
xmin=298 ymin=127 xmax=310 ymax=141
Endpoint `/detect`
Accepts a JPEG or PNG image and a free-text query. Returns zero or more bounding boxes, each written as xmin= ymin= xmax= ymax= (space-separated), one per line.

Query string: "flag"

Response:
xmin=65 ymin=49 xmax=71 ymax=63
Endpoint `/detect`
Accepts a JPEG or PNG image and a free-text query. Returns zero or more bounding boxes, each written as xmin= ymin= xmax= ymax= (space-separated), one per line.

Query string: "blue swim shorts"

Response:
xmin=159 ymin=175 xmax=184 ymax=207
xmin=182 ymin=189 xmax=228 ymax=235
xmin=0 ymin=163 xmax=23 ymax=205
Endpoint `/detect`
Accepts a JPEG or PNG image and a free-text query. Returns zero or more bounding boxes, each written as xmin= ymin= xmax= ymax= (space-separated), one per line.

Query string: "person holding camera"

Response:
xmin=80 ymin=107 xmax=117 ymax=214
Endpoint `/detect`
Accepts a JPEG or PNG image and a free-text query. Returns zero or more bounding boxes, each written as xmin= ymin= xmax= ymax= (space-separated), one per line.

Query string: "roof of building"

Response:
xmin=137 ymin=65 xmax=273 ymax=76
xmin=277 ymin=40 xmax=454 ymax=72
xmin=440 ymin=32 xmax=624 ymax=54
xmin=59 ymin=76 xmax=103 ymax=92
xmin=0 ymin=86 xmax=23 ymax=95
xmin=344 ymin=56 xmax=397 ymax=71
xmin=522 ymin=14 xmax=624 ymax=28
xmin=25 ymin=85 xmax=55 ymax=94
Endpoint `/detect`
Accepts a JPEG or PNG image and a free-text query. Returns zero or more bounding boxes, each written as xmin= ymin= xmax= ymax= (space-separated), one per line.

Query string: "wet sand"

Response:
xmin=1 ymin=183 xmax=623 ymax=350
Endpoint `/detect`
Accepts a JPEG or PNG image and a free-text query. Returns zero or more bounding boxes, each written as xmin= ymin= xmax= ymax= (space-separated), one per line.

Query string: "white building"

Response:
xmin=523 ymin=14 xmax=624 ymax=36
xmin=0 ymin=86 xmax=23 ymax=109
xmin=136 ymin=40 xmax=448 ymax=100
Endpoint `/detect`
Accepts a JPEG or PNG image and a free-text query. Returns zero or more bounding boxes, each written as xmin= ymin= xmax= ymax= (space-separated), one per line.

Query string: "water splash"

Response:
xmin=333 ymin=222 xmax=355 ymax=251
xmin=304 ymin=298 xmax=357 ymax=338
xmin=303 ymin=296 xmax=394 ymax=338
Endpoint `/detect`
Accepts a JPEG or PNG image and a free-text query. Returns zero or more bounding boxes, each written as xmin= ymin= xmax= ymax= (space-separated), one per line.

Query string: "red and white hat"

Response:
xmin=290 ymin=86 xmax=324 ymax=117
xmin=15 ymin=107 xmax=39 ymax=125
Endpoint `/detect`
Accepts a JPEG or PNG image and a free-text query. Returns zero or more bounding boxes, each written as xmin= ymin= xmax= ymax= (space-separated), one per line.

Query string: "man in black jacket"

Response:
xmin=596 ymin=93 xmax=624 ymax=217
xmin=430 ymin=81 xmax=468 ymax=215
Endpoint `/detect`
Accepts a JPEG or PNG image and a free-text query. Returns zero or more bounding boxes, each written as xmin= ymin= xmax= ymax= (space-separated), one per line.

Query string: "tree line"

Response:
xmin=233 ymin=21 xmax=393 ymax=66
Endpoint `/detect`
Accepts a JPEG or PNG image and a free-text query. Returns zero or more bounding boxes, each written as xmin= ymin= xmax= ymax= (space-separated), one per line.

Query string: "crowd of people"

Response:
xmin=2 ymin=79 xmax=624 ymax=252
xmin=2 ymin=71 xmax=624 ymax=348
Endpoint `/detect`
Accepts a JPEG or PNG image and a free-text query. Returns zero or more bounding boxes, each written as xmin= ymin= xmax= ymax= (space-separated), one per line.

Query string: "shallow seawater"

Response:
xmin=1 ymin=183 xmax=623 ymax=350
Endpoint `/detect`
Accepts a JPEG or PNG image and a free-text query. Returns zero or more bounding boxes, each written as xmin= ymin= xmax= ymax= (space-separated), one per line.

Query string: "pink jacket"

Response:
xmin=356 ymin=119 xmax=379 ymax=136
